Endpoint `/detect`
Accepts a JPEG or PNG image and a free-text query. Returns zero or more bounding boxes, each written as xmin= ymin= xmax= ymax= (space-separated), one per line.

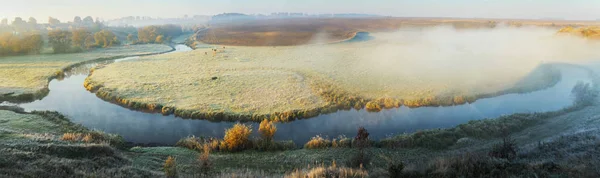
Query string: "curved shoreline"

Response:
xmin=0 ymin=45 xmax=176 ymax=104
xmin=83 ymin=63 xmax=563 ymax=123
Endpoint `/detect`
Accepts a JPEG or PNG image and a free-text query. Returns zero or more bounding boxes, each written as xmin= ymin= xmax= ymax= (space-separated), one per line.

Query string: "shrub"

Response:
xmin=332 ymin=135 xmax=352 ymax=148
xmin=348 ymin=127 xmax=370 ymax=168
xmin=221 ymin=123 xmax=253 ymax=152
xmin=164 ymin=156 xmax=177 ymax=178
xmin=354 ymin=127 xmax=370 ymax=149
xmin=259 ymin=119 xmax=277 ymax=141
xmin=175 ymin=135 xmax=203 ymax=151
xmin=365 ymin=101 xmax=382 ymax=112
xmin=382 ymin=98 xmax=401 ymax=109
xmin=304 ymin=135 xmax=331 ymax=149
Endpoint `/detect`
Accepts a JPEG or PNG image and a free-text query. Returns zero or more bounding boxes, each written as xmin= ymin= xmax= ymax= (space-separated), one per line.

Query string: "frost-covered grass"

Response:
xmin=87 ymin=27 xmax=600 ymax=120
xmin=0 ymin=44 xmax=172 ymax=100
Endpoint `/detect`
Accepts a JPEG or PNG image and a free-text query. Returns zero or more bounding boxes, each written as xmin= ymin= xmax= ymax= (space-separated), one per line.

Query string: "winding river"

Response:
xmin=9 ymin=44 xmax=594 ymax=145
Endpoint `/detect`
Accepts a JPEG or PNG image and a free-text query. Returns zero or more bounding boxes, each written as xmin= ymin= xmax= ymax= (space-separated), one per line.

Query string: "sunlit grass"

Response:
xmin=86 ymin=29 xmax=594 ymax=121
xmin=0 ymin=44 xmax=172 ymax=100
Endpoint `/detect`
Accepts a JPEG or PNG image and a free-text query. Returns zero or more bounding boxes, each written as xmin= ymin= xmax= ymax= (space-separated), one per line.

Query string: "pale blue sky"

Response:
xmin=1 ymin=0 xmax=599 ymax=22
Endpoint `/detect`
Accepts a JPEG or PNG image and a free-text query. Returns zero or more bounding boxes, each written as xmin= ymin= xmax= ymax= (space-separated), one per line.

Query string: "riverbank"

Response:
xmin=84 ymin=36 xmax=566 ymax=122
xmin=0 ymin=44 xmax=174 ymax=103
xmin=2 ymin=86 xmax=599 ymax=177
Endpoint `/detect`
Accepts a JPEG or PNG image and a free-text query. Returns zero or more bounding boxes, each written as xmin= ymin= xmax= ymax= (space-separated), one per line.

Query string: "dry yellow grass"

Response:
xmin=0 ymin=44 xmax=173 ymax=102
xmin=86 ymin=27 xmax=600 ymax=121
xmin=286 ymin=164 xmax=368 ymax=178
xmin=304 ymin=135 xmax=331 ymax=149
xmin=557 ymin=26 xmax=600 ymax=40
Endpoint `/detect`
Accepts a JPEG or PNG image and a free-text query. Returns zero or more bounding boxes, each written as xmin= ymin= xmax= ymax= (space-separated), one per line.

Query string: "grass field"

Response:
xmin=198 ymin=18 xmax=600 ymax=46
xmin=85 ymin=26 xmax=600 ymax=121
xmin=0 ymin=44 xmax=173 ymax=103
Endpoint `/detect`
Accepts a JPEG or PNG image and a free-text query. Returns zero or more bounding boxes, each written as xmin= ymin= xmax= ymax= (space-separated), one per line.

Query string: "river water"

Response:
xmin=13 ymin=44 xmax=593 ymax=145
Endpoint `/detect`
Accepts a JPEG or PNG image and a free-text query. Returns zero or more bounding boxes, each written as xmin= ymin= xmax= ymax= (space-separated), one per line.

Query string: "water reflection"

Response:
xmin=17 ymin=45 xmax=592 ymax=145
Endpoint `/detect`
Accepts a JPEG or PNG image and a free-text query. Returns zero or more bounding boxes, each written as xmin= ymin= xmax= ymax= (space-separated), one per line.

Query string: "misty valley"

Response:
xmin=2 ymin=4 xmax=600 ymax=178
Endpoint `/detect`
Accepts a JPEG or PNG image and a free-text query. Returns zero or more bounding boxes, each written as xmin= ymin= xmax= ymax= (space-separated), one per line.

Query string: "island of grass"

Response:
xmin=83 ymin=27 xmax=600 ymax=122
xmin=0 ymin=44 xmax=174 ymax=103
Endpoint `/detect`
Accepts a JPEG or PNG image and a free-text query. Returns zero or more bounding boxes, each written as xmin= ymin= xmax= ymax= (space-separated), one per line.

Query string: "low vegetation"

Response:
xmin=175 ymin=122 xmax=295 ymax=153
xmin=557 ymin=26 xmax=600 ymax=39
xmin=286 ymin=163 xmax=368 ymax=178
xmin=0 ymin=44 xmax=173 ymax=103
xmin=304 ymin=135 xmax=332 ymax=149
xmin=60 ymin=130 xmax=124 ymax=146
xmin=0 ymin=109 xmax=155 ymax=177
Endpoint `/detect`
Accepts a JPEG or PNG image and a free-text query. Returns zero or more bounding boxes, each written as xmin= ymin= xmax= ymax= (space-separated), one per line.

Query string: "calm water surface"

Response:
xmin=15 ymin=44 xmax=593 ymax=145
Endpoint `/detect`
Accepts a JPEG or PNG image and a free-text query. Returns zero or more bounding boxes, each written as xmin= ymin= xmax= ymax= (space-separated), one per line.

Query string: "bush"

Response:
xmin=259 ymin=119 xmax=277 ymax=141
xmin=175 ymin=135 xmax=204 ymax=151
xmin=221 ymin=123 xmax=252 ymax=152
xmin=304 ymin=135 xmax=331 ymax=149
xmin=365 ymin=101 xmax=382 ymax=112
xmin=348 ymin=127 xmax=371 ymax=168
xmin=354 ymin=127 xmax=370 ymax=149
xmin=164 ymin=156 xmax=177 ymax=178
xmin=332 ymin=135 xmax=352 ymax=148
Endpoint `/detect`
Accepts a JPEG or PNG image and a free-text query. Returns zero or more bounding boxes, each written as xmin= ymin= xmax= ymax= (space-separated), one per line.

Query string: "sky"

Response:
xmin=1 ymin=0 xmax=599 ymax=22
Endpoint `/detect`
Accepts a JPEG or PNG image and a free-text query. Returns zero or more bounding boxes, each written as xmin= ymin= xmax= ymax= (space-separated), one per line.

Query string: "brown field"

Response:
xmin=198 ymin=17 xmax=600 ymax=46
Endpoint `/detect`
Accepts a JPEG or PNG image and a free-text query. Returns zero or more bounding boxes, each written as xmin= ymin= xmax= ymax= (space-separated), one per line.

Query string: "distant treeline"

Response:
xmin=48 ymin=29 xmax=120 ymax=53
xmin=1 ymin=15 xmax=187 ymax=56
xmin=132 ymin=24 xmax=183 ymax=44
xmin=0 ymin=33 xmax=43 ymax=56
